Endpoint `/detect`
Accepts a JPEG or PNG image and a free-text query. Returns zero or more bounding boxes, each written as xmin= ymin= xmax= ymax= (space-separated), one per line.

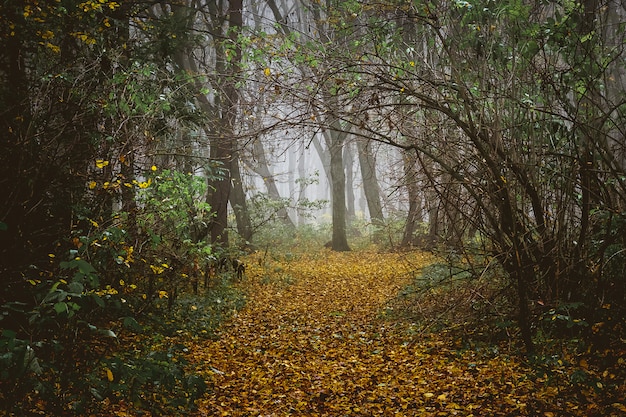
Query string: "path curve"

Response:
xmin=191 ymin=250 xmax=530 ymax=416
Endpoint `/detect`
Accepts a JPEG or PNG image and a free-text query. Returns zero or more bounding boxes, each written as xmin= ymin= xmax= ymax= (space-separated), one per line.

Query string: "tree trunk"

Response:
xmin=312 ymin=133 xmax=331 ymax=182
xmin=506 ymin=249 xmax=535 ymax=355
xmin=207 ymin=136 xmax=232 ymax=245
xmin=401 ymin=149 xmax=422 ymax=247
xmin=357 ymin=139 xmax=385 ymax=240
xmin=0 ymin=26 xmax=32 ymax=277
xmin=426 ymin=201 xmax=440 ymax=248
xmin=441 ymin=179 xmax=465 ymax=248
xmin=248 ymin=138 xmax=295 ymax=228
xmin=344 ymin=141 xmax=356 ymax=221
xmin=297 ymin=146 xmax=307 ymax=226
xmin=229 ymin=152 xmax=253 ymax=243
xmin=206 ymin=0 xmax=243 ymax=246
xmin=327 ymin=126 xmax=351 ymax=251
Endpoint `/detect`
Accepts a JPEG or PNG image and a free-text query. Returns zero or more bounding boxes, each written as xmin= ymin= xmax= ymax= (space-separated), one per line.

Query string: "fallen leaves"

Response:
xmin=183 ymin=250 xmax=624 ymax=416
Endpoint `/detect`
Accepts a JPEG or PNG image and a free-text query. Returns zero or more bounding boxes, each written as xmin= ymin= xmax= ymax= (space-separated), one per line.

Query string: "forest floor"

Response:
xmin=186 ymin=250 xmax=625 ymax=416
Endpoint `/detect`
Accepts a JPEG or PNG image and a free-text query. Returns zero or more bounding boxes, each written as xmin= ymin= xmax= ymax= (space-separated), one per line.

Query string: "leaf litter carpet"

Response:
xmin=190 ymin=251 xmax=621 ymax=416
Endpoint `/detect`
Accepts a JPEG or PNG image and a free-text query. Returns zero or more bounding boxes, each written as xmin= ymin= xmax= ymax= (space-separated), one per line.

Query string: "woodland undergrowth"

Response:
xmin=172 ymin=249 xmax=625 ymax=417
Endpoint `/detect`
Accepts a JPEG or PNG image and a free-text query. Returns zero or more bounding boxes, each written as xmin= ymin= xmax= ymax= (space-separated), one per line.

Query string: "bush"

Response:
xmin=0 ymin=166 xmax=240 ymax=415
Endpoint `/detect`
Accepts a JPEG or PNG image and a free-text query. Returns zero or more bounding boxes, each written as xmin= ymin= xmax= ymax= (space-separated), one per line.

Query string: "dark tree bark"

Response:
xmin=326 ymin=123 xmax=351 ymax=251
xmin=401 ymin=149 xmax=422 ymax=247
xmin=357 ymin=139 xmax=385 ymax=240
xmin=203 ymin=0 xmax=243 ymax=245
xmin=206 ymin=136 xmax=232 ymax=245
xmin=229 ymin=151 xmax=253 ymax=243
xmin=344 ymin=141 xmax=356 ymax=221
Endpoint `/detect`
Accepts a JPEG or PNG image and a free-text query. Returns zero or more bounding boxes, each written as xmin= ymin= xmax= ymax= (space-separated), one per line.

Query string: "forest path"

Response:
xmin=191 ymin=250 xmax=530 ymax=416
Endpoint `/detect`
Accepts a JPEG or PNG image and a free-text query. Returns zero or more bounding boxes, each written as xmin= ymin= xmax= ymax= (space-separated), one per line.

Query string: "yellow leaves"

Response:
xmin=133 ymin=178 xmax=152 ymax=189
xmin=38 ymin=30 xmax=55 ymax=40
xmin=263 ymin=67 xmax=271 ymax=77
xmin=95 ymin=159 xmax=109 ymax=169
xmin=125 ymin=245 xmax=134 ymax=261
xmin=191 ymin=250 xmax=446 ymax=415
xmin=105 ymin=367 xmax=114 ymax=382
xmin=138 ymin=180 xmax=151 ymax=188
xmin=80 ymin=0 xmax=120 ymax=13
xmin=184 ymin=249 xmax=622 ymax=416
xmin=96 ymin=285 xmax=118 ymax=296
xmin=150 ymin=264 xmax=167 ymax=274
xmin=71 ymin=32 xmax=97 ymax=45
xmin=89 ymin=170 xmax=154 ymax=191
xmin=44 ymin=43 xmax=61 ymax=54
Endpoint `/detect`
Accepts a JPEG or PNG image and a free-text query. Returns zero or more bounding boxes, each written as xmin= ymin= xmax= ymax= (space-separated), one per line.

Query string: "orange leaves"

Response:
xmin=185 ymin=250 xmax=624 ymax=416
xmin=191 ymin=250 xmax=439 ymax=414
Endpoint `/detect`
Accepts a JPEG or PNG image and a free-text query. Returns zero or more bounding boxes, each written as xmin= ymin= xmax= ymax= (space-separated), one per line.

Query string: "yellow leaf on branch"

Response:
xmin=105 ymin=367 xmax=114 ymax=382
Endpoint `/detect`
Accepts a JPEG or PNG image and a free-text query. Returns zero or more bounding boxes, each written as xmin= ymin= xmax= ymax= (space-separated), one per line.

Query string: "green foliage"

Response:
xmin=539 ymin=302 xmax=589 ymax=334
xmin=137 ymin=168 xmax=214 ymax=245
xmin=159 ymin=286 xmax=247 ymax=340
xmin=0 ymin=177 xmax=228 ymax=415
xmin=0 ymin=0 xmax=226 ymax=415
xmin=0 ymin=255 xmax=120 ymax=414
xmin=98 ymin=347 xmax=206 ymax=415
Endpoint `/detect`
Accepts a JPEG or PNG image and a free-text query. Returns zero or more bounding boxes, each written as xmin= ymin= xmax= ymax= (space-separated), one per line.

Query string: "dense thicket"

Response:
xmin=0 ymin=1 xmax=221 ymax=413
